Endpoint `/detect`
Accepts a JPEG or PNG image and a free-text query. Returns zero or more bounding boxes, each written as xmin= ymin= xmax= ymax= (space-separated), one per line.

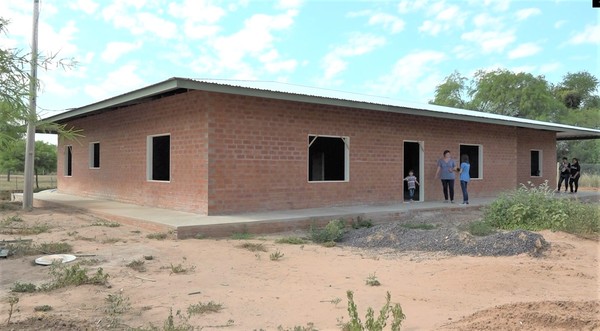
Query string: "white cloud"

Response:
xmin=368 ymin=13 xmax=405 ymax=34
xmin=397 ymin=0 xmax=429 ymax=13
xmin=452 ymin=45 xmax=476 ymax=60
xmin=461 ymin=29 xmax=516 ymax=53
xmin=102 ymin=2 xmax=178 ymax=39
xmin=101 ymin=41 xmax=143 ymax=63
xmin=69 ymin=0 xmax=99 ymax=15
xmin=569 ymin=25 xmax=600 ymax=44
xmin=321 ymin=33 xmax=386 ymax=80
xmin=366 ymin=50 xmax=446 ymax=97
xmin=276 ymin=0 xmax=303 ymax=9
xmin=418 ymin=3 xmax=466 ymax=36
xmin=515 ymin=8 xmax=541 ymax=21
xmin=508 ymin=43 xmax=541 ymax=59
xmin=168 ymin=0 xmax=226 ymax=24
xmin=554 ymin=20 xmax=566 ymax=29
xmin=84 ymin=62 xmax=145 ymax=101
xmin=472 ymin=13 xmax=501 ymax=28
xmin=510 ymin=65 xmax=536 ymax=74
xmin=188 ymin=9 xmax=299 ymax=78
xmin=481 ymin=0 xmax=510 ymax=11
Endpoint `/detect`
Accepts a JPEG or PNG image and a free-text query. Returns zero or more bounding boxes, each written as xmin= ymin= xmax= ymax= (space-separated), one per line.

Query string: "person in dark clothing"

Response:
xmin=569 ymin=158 xmax=581 ymax=193
xmin=557 ymin=157 xmax=570 ymax=193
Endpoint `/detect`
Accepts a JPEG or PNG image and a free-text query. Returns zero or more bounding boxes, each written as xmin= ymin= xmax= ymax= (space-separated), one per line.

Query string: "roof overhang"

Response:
xmin=42 ymin=77 xmax=600 ymax=141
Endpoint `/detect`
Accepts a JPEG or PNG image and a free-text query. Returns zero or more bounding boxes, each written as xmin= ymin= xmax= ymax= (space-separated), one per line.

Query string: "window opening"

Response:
xmin=148 ymin=135 xmax=170 ymax=181
xmin=89 ymin=142 xmax=100 ymax=168
xmin=64 ymin=146 xmax=73 ymax=176
xmin=308 ymin=135 xmax=348 ymax=181
xmin=459 ymin=144 xmax=482 ymax=179
xmin=530 ymin=150 xmax=541 ymax=176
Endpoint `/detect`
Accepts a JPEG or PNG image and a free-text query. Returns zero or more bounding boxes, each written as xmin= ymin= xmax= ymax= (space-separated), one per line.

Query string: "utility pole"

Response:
xmin=23 ymin=0 xmax=40 ymax=209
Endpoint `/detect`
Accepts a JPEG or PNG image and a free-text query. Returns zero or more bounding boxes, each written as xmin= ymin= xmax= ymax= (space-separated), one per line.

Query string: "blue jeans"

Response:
xmin=409 ymin=188 xmax=415 ymax=199
xmin=460 ymin=180 xmax=469 ymax=202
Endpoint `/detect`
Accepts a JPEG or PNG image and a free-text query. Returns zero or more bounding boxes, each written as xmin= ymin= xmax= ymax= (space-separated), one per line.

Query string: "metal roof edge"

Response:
xmin=42 ymin=78 xmax=600 ymax=139
xmin=43 ymin=77 xmax=182 ymax=123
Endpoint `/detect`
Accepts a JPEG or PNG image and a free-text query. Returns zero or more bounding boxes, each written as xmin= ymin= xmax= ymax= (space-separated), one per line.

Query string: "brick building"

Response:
xmin=45 ymin=78 xmax=600 ymax=215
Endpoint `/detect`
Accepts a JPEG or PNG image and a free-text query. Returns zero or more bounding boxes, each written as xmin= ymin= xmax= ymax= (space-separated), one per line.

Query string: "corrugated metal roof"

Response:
xmin=44 ymin=77 xmax=600 ymax=140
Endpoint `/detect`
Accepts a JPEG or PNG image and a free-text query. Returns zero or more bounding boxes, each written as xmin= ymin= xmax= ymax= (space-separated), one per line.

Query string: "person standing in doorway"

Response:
xmin=435 ymin=150 xmax=457 ymax=203
xmin=557 ymin=157 xmax=570 ymax=193
xmin=403 ymin=170 xmax=420 ymax=202
xmin=569 ymin=158 xmax=581 ymax=193
xmin=459 ymin=154 xmax=470 ymax=204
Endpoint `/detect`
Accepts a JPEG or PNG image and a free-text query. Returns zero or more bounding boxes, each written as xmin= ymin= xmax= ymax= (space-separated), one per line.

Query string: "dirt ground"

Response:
xmin=0 ymin=202 xmax=598 ymax=331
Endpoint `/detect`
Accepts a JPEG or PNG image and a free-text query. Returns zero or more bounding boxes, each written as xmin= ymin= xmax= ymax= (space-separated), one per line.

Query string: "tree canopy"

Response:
xmin=430 ymin=69 xmax=600 ymax=163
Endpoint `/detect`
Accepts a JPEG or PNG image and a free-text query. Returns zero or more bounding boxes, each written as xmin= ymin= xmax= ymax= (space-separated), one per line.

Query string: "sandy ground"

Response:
xmin=0 ymin=202 xmax=599 ymax=331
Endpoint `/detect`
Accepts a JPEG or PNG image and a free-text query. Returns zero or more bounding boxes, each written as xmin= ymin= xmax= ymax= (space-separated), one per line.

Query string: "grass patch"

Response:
xmin=104 ymin=292 xmax=131 ymax=328
xmin=146 ymin=232 xmax=168 ymax=240
xmin=276 ymin=323 xmax=318 ymax=331
xmin=400 ymin=223 xmax=436 ymax=230
xmin=91 ymin=219 xmax=121 ymax=227
xmin=34 ymin=305 xmax=52 ymax=312
xmin=275 ymin=236 xmax=307 ymax=245
xmin=231 ymin=232 xmax=253 ymax=240
xmin=126 ymin=259 xmax=146 ymax=272
xmin=351 ymin=217 xmax=373 ymax=229
xmin=238 ymin=242 xmax=267 ymax=252
xmin=365 ymin=274 xmax=381 ymax=286
xmin=186 ymin=301 xmax=223 ymax=317
xmin=0 ymin=215 xmax=51 ymax=235
xmin=269 ymin=250 xmax=284 ymax=261
xmin=101 ymin=237 xmax=122 ymax=244
xmin=11 ymin=282 xmax=37 ymax=293
xmin=580 ymin=173 xmax=600 ymax=188
xmin=161 ymin=258 xmax=196 ymax=275
xmin=310 ymin=219 xmax=346 ymax=243
xmin=483 ymin=181 xmax=600 ymax=237
xmin=39 ymin=263 xmax=109 ymax=291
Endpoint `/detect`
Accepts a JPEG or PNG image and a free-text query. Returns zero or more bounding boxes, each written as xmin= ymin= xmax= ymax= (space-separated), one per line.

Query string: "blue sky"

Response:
xmin=2 ymin=0 xmax=599 ymax=124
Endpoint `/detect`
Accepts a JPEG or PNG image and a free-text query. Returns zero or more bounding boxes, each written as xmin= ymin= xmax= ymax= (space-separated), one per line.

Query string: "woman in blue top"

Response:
xmin=459 ymin=154 xmax=470 ymax=204
xmin=435 ymin=150 xmax=457 ymax=203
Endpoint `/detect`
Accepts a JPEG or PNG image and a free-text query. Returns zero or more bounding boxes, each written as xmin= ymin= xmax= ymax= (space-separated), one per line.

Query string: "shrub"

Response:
xmin=483 ymin=181 xmax=599 ymax=236
xmin=238 ymin=242 xmax=267 ymax=252
xmin=40 ymin=263 xmax=109 ymax=291
xmin=341 ymin=290 xmax=405 ymax=331
xmin=351 ymin=217 xmax=373 ymax=229
xmin=275 ymin=236 xmax=307 ymax=244
xmin=310 ymin=219 xmax=346 ymax=243
xmin=186 ymin=301 xmax=223 ymax=317
xmin=12 ymin=282 xmax=37 ymax=293
xmin=270 ymin=250 xmax=284 ymax=261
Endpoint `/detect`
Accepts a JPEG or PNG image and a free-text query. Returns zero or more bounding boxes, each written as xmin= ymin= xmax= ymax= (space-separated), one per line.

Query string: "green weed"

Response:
xmin=126 ymin=259 xmax=146 ymax=272
xmin=275 ymin=236 xmax=307 ymax=245
xmin=270 ymin=250 xmax=284 ymax=261
xmin=33 ymin=305 xmax=52 ymax=312
xmin=146 ymin=232 xmax=168 ymax=240
xmin=91 ymin=220 xmax=121 ymax=227
xmin=351 ymin=217 xmax=373 ymax=229
xmin=39 ymin=263 xmax=109 ymax=291
xmin=340 ymin=291 xmax=405 ymax=331
xmin=467 ymin=220 xmax=496 ymax=236
xmin=484 ymin=181 xmax=599 ymax=236
xmin=238 ymin=242 xmax=267 ymax=252
xmin=104 ymin=292 xmax=131 ymax=329
xmin=310 ymin=219 xmax=346 ymax=243
xmin=365 ymin=274 xmax=381 ymax=286
xmin=11 ymin=282 xmax=37 ymax=293
xmin=186 ymin=301 xmax=223 ymax=317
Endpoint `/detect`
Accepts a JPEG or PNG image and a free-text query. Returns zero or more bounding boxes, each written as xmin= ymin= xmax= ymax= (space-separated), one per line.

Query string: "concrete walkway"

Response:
xmin=30 ymin=189 xmax=598 ymax=239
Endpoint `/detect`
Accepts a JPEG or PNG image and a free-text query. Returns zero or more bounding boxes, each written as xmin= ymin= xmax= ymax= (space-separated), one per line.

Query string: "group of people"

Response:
xmin=403 ymin=150 xmax=471 ymax=204
xmin=557 ymin=157 xmax=581 ymax=193
xmin=403 ymin=151 xmax=582 ymax=204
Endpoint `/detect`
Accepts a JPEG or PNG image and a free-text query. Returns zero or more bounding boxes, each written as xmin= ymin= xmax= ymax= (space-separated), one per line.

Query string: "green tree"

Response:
xmin=554 ymin=71 xmax=599 ymax=109
xmin=429 ymin=71 xmax=471 ymax=109
xmin=0 ymin=139 xmax=57 ymax=188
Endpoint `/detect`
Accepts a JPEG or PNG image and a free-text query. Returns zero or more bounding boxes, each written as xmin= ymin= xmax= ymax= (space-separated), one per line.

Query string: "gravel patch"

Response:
xmin=339 ymin=209 xmax=549 ymax=257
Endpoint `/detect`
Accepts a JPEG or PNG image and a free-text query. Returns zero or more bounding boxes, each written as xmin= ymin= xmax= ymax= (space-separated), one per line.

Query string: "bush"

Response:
xmin=310 ymin=219 xmax=346 ymax=243
xmin=341 ymin=290 xmax=405 ymax=331
xmin=483 ymin=181 xmax=599 ymax=236
xmin=467 ymin=221 xmax=496 ymax=236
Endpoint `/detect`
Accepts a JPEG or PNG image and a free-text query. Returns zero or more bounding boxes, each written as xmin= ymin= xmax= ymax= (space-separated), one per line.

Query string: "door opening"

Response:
xmin=403 ymin=141 xmax=423 ymax=202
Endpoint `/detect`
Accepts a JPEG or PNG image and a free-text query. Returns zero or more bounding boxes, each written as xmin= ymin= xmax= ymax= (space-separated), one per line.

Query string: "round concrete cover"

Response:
xmin=35 ymin=254 xmax=77 ymax=265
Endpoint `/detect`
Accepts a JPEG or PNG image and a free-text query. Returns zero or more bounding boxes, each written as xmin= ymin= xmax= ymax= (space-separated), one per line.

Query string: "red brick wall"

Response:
xmin=57 ymin=90 xmax=557 ymax=215
xmin=516 ymin=128 xmax=557 ymax=188
xmin=57 ymin=92 xmax=209 ymax=214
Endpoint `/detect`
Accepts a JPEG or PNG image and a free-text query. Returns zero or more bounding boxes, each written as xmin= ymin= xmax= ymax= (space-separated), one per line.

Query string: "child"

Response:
xmin=459 ymin=154 xmax=470 ymax=204
xmin=403 ymin=170 xmax=420 ymax=201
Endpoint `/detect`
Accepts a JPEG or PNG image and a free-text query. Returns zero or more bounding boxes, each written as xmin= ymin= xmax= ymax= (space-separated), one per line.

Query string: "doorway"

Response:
xmin=403 ymin=141 xmax=423 ymax=202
